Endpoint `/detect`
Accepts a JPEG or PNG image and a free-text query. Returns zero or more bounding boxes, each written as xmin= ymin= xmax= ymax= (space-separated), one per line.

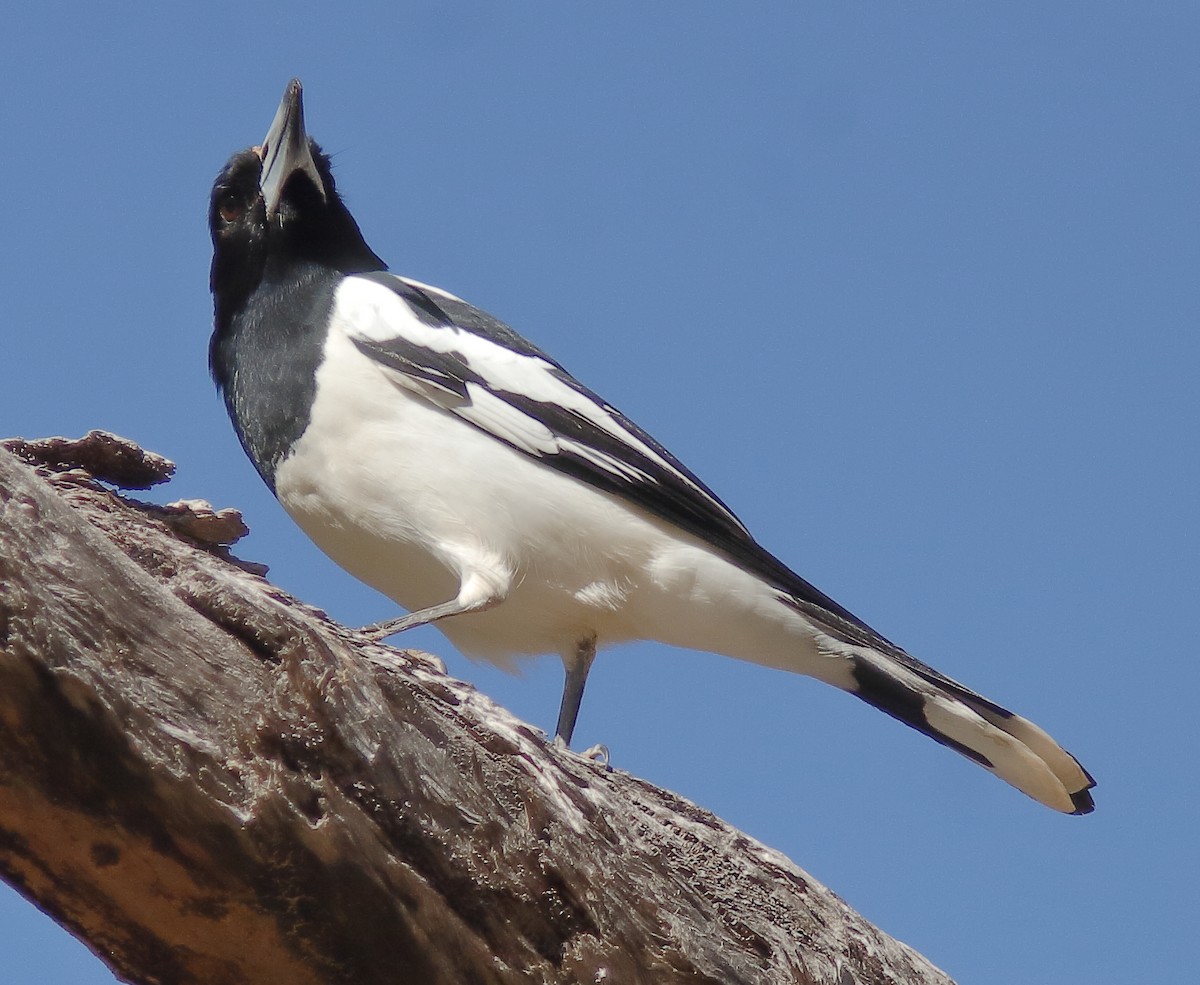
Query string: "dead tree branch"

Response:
xmin=0 ymin=434 xmax=954 ymax=985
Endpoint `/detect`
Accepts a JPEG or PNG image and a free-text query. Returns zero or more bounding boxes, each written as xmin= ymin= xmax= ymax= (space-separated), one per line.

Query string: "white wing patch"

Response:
xmin=331 ymin=273 xmax=747 ymax=535
xmin=459 ymin=382 xmax=558 ymax=455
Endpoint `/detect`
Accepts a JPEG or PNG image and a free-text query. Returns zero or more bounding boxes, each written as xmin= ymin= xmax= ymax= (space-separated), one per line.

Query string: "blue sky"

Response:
xmin=2 ymin=4 xmax=1195 ymax=983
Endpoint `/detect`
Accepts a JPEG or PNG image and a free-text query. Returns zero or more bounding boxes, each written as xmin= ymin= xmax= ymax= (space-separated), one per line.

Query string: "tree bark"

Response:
xmin=0 ymin=434 xmax=955 ymax=985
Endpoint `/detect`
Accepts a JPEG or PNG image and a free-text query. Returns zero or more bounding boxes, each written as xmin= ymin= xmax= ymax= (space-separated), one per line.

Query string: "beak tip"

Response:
xmin=259 ymin=77 xmax=324 ymax=218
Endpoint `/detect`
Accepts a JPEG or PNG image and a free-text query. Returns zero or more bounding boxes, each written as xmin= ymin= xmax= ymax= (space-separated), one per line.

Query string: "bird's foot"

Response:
xmin=552 ymin=735 xmax=609 ymax=765
xmin=358 ymin=612 xmax=429 ymax=642
xmin=579 ymin=743 xmax=610 ymax=764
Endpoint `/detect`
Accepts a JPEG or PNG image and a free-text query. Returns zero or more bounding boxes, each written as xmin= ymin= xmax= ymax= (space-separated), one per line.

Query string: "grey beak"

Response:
xmin=259 ymin=78 xmax=326 ymax=218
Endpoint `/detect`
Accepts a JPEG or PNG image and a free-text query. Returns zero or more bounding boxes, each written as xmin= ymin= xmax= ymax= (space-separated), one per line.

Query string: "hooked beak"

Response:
xmin=259 ymin=78 xmax=326 ymax=219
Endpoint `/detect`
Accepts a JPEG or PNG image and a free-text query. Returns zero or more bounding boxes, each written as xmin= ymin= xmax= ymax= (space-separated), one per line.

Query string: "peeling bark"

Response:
xmin=0 ymin=434 xmax=955 ymax=985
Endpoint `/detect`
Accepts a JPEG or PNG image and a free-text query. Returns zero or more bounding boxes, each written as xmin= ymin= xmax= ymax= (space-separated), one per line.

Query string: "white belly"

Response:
xmin=274 ymin=324 xmax=852 ymax=689
xmin=273 ymin=327 xmax=660 ymax=661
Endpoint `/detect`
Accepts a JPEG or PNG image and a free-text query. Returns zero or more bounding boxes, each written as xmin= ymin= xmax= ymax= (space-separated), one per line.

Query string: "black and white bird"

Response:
xmin=209 ymin=79 xmax=1094 ymax=814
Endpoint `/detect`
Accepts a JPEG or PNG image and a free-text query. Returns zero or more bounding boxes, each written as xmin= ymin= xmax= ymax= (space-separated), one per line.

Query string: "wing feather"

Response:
xmin=339 ymin=271 xmax=880 ymax=637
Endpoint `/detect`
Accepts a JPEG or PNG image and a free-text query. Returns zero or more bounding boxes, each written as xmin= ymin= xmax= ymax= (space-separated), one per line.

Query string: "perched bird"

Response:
xmin=209 ymin=79 xmax=1094 ymax=814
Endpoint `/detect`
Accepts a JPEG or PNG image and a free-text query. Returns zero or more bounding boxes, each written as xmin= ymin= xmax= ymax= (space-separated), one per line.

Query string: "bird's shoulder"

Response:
xmin=330 ymin=271 xmax=752 ymax=537
xmin=328 ymin=272 xmax=885 ymax=640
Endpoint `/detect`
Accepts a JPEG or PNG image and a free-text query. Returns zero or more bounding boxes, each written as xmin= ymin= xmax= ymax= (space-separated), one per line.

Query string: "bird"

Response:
xmin=208 ymin=79 xmax=1095 ymax=814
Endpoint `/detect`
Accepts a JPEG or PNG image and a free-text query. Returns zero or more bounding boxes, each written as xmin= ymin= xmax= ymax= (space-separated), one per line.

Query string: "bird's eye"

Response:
xmin=218 ymin=196 xmax=245 ymax=223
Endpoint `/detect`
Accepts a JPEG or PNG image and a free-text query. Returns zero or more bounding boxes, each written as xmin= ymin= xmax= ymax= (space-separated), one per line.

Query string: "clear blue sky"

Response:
xmin=2 ymin=4 xmax=1195 ymax=983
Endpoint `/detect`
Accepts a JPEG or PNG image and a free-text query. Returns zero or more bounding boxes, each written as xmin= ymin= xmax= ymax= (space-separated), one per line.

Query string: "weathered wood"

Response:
xmin=0 ymin=435 xmax=955 ymax=985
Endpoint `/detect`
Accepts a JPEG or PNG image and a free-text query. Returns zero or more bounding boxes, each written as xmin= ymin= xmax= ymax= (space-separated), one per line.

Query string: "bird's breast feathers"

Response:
xmin=272 ymin=275 xmax=712 ymax=658
xmin=272 ymin=273 xmax=820 ymax=665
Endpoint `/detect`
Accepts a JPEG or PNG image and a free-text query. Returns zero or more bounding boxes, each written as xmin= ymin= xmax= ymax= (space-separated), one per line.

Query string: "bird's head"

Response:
xmin=209 ymin=79 xmax=385 ymax=320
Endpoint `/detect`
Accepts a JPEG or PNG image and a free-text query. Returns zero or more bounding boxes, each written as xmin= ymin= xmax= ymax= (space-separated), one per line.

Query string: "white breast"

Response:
xmin=273 ymin=278 xmax=846 ymax=687
xmin=272 ymin=298 xmax=661 ymax=664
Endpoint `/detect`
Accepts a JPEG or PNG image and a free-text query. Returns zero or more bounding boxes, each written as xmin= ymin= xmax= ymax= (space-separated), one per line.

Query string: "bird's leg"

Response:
xmin=554 ymin=633 xmax=597 ymax=747
xmin=359 ymin=577 xmax=504 ymax=641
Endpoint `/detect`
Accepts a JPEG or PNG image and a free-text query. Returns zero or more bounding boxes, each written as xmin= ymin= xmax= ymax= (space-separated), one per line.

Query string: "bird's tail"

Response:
xmin=847 ymin=646 xmax=1095 ymax=814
